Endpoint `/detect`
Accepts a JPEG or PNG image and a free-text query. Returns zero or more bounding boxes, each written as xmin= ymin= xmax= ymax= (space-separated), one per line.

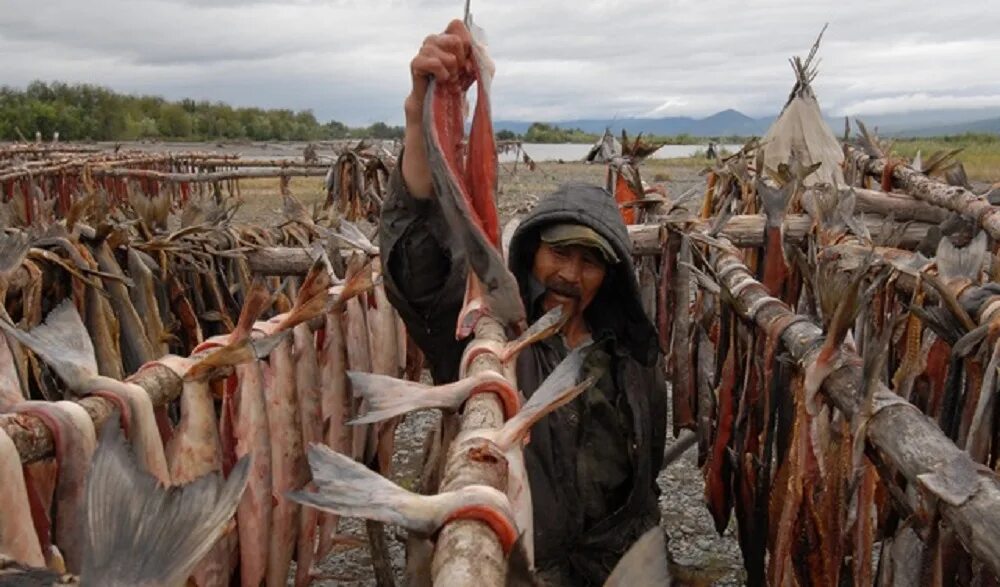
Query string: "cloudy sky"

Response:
xmin=1 ymin=0 xmax=998 ymax=126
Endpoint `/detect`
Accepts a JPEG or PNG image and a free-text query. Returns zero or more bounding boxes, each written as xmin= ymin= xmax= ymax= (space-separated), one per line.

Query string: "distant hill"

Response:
xmin=495 ymin=106 xmax=1000 ymax=140
xmin=894 ymin=117 xmax=1000 ymax=137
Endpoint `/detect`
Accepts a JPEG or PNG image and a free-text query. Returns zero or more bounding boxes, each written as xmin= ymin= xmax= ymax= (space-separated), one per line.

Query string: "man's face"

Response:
xmin=531 ymin=241 xmax=608 ymax=318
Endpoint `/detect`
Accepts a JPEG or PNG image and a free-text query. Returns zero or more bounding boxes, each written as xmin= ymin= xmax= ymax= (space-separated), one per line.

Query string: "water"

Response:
xmin=499 ymin=143 xmax=743 ymax=163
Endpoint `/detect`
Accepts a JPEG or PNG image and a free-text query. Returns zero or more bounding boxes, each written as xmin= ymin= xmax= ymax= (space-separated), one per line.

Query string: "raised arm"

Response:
xmin=401 ymin=19 xmax=472 ymax=199
xmin=379 ymin=21 xmax=475 ymax=383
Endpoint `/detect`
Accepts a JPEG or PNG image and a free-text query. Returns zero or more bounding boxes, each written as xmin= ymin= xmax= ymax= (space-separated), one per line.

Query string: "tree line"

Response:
xmin=0 ymin=81 xmax=405 ymax=142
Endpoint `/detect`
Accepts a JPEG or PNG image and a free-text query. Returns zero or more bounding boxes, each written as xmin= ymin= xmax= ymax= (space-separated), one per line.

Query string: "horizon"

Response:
xmin=2 ymin=1 xmax=999 ymax=127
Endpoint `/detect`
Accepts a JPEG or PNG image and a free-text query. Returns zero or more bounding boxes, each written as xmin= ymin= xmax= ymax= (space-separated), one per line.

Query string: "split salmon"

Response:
xmin=10 ymin=400 xmax=96 ymax=573
xmin=423 ymin=18 xmax=525 ymax=337
xmin=91 ymin=241 xmax=155 ymax=374
xmin=126 ymin=249 xmax=170 ymax=356
xmin=670 ymin=236 xmax=696 ymax=435
xmin=253 ymin=321 xmax=305 ymax=587
xmin=0 ymin=425 xmax=45 ymax=567
xmin=292 ymin=323 xmax=322 ymax=587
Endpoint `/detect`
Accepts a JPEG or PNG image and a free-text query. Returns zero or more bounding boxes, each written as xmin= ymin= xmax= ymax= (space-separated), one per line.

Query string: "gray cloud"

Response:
xmin=1 ymin=0 xmax=998 ymax=125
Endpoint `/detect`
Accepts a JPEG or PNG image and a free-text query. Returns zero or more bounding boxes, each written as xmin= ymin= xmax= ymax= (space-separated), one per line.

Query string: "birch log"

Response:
xmin=846 ymin=146 xmax=1000 ymax=240
xmin=431 ymin=317 xmax=512 ymax=586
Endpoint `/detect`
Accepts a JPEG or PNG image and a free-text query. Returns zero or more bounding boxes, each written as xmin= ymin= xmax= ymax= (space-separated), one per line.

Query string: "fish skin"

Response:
xmin=255 ymin=329 xmax=304 ymax=587
xmin=0 ymin=331 xmax=25 ymax=410
xmin=316 ymin=306 xmax=349 ymax=561
xmin=91 ymin=242 xmax=155 ymax=374
xmin=233 ymin=360 xmax=273 ymax=587
xmin=127 ymin=249 xmax=170 ymax=356
xmin=289 ymin=444 xmax=519 ymax=552
xmin=367 ymin=278 xmax=401 ymax=475
xmin=422 ymin=37 xmax=525 ymax=334
xmin=0 ymin=426 xmax=45 ymax=568
xmin=345 ymin=296 xmax=376 ymax=465
xmin=10 ymin=401 xmax=96 ymax=574
xmin=293 ymin=324 xmax=322 ymax=587
xmin=81 ymin=416 xmax=249 ymax=587
xmin=348 ymin=370 xmax=516 ymax=425
xmin=705 ymin=324 xmax=736 ymax=535
xmin=176 ymin=373 xmax=236 ymax=587
xmin=71 ymin=244 xmax=125 ymax=380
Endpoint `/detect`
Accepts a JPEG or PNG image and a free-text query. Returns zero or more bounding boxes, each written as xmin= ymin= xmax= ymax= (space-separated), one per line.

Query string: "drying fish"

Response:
xmin=348 ymin=370 xmax=518 ymax=425
xmin=253 ymin=321 xmax=305 ymax=587
xmin=90 ymin=241 xmax=155 ymax=374
xmin=9 ymin=400 xmax=96 ymax=573
xmin=423 ymin=18 xmax=525 ymax=336
xmin=292 ymin=323 xmax=323 ymax=587
xmin=604 ymin=527 xmax=671 ymax=587
xmin=802 ymin=251 xmax=873 ymax=415
xmin=289 ymin=445 xmax=519 ymax=553
xmin=81 ymin=415 xmax=250 ymax=587
xmin=0 ymin=425 xmax=45 ymax=568
xmin=497 ymin=305 xmax=569 ymax=363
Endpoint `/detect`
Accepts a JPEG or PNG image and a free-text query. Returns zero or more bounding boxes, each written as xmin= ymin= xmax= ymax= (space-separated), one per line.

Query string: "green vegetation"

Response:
xmin=892 ymin=133 xmax=1000 ymax=182
xmin=0 ymin=81 xmax=404 ymax=142
xmin=523 ymin=123 xmax=598 ymax=143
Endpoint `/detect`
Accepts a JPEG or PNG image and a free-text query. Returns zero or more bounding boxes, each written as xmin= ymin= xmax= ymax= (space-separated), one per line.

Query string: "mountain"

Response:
xmin=494 ymin=107 xmax=1000 ymax=139
xmin=892 ymin=117 xmax=1000 ymax=137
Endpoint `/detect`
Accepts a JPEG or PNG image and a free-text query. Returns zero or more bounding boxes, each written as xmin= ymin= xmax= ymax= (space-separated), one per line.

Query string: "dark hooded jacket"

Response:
xmin=379 ymin=159 xmax=667 ymax=585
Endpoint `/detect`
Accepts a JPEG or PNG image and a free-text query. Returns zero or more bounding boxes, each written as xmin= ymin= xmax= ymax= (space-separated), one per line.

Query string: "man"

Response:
xmin=379 ymin=20 xmax=667 ymax=585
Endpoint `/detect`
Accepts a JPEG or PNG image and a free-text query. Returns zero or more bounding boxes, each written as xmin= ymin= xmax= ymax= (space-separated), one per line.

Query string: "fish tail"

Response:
xmin=296 ymin=256 xmax=332 ymax=310
xmin=331 ymin=261 xmax=374 ymax=312
xmin=936 ymin=231 xmax=988 ymax=285
xmin=0 ymin=232 xmax=30 ymax=275
xmin=604 ymin=527 xmax=671 ymax=587
xmin=184 ymin=341 xmax=254 ymax=382
xmin=346 ymin=371 xmax=431 ymax=424
xmin=757 ymin=181 xmax=792 ymax=228
xmin=287 ymin=444 xmax=421 ymax=530
xmin=82 ymin=416 xmax=249 ymax=586
xmin=232 ymin=278 xmax=271 ymax=342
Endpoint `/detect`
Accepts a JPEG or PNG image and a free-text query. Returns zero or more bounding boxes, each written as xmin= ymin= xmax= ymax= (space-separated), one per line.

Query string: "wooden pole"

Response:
xmin=845 ymin=146 xmax=1000 ymax=240
xmin=93 ymin=167 xmax=328 ymax=182
xmin=711 ymin=240 xmax=1000 ymax=576
xmin=430 ymin=317 xmax=512 ymax=586
xmin=0 ymin=364 xmax=181 ymax=464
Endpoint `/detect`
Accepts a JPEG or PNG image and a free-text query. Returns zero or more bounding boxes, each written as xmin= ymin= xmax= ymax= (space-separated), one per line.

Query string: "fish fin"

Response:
xmin=936 ymin=231 xmax=987 ymax=285
xmin=757 ymin=179 xmax=794 ymax=228
xmin=497 ymin=343 xmax=604 ymax=449
xmin=184 ymin=340 xmax=254 ymax=381
xmin=456 ymin=273 xmax=487 ymax=339
xmin=288 ymin=444 xmax=423 ymax=531
xmin=346 ymin=371 xmax=433 ymax=424
xmin=604 ymin=527 xmax=671 ymax=587
xmin=0 ymin=298 xmax=97 ymax=390
xmin=0 ymin=231 xmax=30 ymax=276
xmin=330 ymin=260 xmax=374 ymax=312
xmin=504 ymin=533 xmax=542 ymax=587
xmin=82 ymin=415 xmax=249 ymax=586
xmin=232 ymin=278 xmax=271 ymax=342
xmin=500 ymin=306 xmax=568 ymax=363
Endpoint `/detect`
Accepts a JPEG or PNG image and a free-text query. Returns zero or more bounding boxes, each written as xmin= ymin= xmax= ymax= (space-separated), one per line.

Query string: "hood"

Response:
xmin=507 ymin=183 xmax=659 ymax=366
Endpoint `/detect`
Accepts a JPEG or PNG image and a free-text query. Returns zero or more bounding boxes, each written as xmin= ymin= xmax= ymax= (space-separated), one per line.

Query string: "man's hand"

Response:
xmin=402 ymin=20 xmax=473 ymax=200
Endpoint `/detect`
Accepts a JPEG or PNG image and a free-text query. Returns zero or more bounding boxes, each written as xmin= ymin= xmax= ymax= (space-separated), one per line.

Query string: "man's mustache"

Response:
xmin=545 ymin=278 xmax=581 ymax=300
